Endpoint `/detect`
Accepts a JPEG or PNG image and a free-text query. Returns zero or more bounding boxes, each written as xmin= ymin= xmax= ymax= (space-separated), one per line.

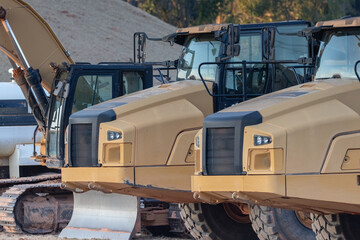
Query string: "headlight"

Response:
xmin=195 ymin=136 xmax=200 ymax=148
xmin=254 ymin=135 xmax=271 ymax=146
xmin=107 ymin=130 xmax=122 ymax=141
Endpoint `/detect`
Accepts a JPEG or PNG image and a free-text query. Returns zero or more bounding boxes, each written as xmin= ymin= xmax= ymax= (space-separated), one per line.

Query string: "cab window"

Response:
xmin=275 ymin=24 xmax=309 ymax=61
xmin=226 ymin=33 xmax=267 ymax=95
xmin=72 ymin=74 xmax=113 ymax=113
xmin=48 ymin=95 xmax=64 ymax=157
xmin=177 ymin=35 xmax=221 ymax=81
xmin=122 ymin=71 xmax=145 ymax=94
xmin=273 ymin=24 xmax=309 ymax=90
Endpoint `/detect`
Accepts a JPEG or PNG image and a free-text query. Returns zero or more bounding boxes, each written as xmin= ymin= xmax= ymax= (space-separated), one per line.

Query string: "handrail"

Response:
xmin=198 ymin=60 xmax=314 ymax=98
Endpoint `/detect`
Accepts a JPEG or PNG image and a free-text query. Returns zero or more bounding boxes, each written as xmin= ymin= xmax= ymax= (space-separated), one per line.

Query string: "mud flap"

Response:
xmin=59 ymin=190 xmax=138 ymax=240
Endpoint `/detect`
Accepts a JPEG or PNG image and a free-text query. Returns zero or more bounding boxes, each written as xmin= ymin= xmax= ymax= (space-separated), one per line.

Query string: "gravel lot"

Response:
xmin=0 ymin=232 xmax=190 ymax=240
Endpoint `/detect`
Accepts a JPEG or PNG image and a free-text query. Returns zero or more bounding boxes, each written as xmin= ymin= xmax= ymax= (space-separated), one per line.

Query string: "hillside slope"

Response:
xmin=0 ymin=0 xmax=180 ymax=82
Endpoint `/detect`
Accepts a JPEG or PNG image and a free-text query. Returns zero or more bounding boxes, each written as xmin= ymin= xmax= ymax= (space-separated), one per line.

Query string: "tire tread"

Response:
xmin=250 ymin=204 xmax=315 ymax=240
xmin=311 ymin=214 xmax=345 ymax=240
xmin=249 ymin=204 xmax=278 ymax=240
xmin=179 ymin=203 xmax=219 ymax=240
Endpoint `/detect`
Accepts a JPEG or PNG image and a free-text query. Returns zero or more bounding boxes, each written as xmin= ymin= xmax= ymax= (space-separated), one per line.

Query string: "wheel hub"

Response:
xmin=295 ymin=211 xmax=312 ymax=229
xmin=223 ymin=203 xmax=251 ymax=224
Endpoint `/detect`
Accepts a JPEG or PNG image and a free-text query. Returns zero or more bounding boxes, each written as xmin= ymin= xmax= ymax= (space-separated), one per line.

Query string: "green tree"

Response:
xmin=128 ymin=0 xmax=360 ymax=27
xmin=131 ymin=0 xmax=217 ymax=27
xmin=225 ymin=0 xmax=358 ymax=23
xmin=128 ymin=0 xmax=228 ymax=27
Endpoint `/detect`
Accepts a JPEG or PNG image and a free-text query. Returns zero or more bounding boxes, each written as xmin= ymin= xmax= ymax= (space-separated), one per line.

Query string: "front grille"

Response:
xmin=206 ymin=127 xmax=236 ymax=175
xmin=70 ymin=124 xmax=92 ymax=167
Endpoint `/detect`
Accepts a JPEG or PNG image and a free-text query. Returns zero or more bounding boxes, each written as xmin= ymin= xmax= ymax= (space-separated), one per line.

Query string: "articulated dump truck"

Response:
xmin=192 ymin=17 xmax=360 ymax=240
xmin=0 ymin=0 xmax=275 ymax=237
xmin=0 ymin=0 xmax=158 ymax=235
xmin=61 ymin=20 xmax=316 ymax=239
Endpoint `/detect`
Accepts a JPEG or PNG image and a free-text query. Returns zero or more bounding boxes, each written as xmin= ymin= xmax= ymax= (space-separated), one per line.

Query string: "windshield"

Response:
xmin=275 ymin=25 xmax=309 ymax=61
xmin=315 ymin=29 xmax=360 ymax=80
xmin=224 ymin=25 xmax=311 ymax=98
xmin=233 ymin=33 xmax=262 ymax=61
xmin=226 ymin=33 xmax=267 ymax=95
xmin=177 ymin=34 xmax=220 ymax=81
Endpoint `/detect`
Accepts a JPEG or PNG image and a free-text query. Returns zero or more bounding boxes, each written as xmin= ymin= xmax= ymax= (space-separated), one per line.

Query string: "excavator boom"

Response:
xmin=0 ymin=0 xmax=73 ymax=92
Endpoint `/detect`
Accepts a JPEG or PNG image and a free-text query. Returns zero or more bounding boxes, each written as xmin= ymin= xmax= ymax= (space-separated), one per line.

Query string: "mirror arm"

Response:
xmin=355 ymin=60 xmax=360 ymax=82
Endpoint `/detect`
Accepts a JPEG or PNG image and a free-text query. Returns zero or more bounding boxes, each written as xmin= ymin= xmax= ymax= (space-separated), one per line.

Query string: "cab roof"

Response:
xmin=173 ymin=20 xmax=312 ymax=46
xmin=303 ymin=16 xmax=360 ymax=41
xmin=176 ymin=24 xmax=229 ymax=34
xmin=316 ymin=16 xmax=360 ymax=28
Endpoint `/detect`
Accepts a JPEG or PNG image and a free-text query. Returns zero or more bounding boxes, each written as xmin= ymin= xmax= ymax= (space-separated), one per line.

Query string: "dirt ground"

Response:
xmin=0 ymin=232 xmax=190 ymax=240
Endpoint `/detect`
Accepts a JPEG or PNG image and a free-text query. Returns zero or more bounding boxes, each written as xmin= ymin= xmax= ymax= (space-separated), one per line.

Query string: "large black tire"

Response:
xmin=179 ymin=203 xmax=258 ymax=240
xmin=311 ymin=213 xmax=360 ymax=240
xmin=250 ymin=204 xmax=316 ymax=240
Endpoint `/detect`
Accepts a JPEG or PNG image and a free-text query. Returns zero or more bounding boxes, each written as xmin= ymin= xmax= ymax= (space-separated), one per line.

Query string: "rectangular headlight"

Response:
xmin=254 ymin=135 xmax=272 ymax=146
xmin=107 ymin=130 xmax=122 ymax=141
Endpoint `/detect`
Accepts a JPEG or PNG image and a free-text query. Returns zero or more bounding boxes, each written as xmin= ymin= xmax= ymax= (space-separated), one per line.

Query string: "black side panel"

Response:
xmin=203 ymin=111 xmax=262 ymax=175
xmin=0 ymin=115 xmax=37 ymax=126
xmin=0 ymin=99 xmax=36 ymax=126
xmin=0 ymin=99 xmax=28 ymax=114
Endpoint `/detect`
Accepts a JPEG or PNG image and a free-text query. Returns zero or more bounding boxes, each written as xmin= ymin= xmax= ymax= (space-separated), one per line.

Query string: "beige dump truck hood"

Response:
xmin=0 ymin=0 xmax=73 ymax=91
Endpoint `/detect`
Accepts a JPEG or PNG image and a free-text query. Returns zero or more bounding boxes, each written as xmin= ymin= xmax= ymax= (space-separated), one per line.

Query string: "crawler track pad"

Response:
xmin=59 ymin=190 xmax=138 ymax=240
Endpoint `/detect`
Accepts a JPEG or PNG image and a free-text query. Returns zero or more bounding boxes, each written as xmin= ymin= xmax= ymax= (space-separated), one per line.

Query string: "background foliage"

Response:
xmin=126 ymin=0 xmax=360 ymax=27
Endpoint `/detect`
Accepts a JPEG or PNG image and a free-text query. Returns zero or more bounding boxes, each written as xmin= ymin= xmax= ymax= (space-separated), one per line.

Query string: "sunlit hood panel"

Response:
xmin=80 ymin=80 xmax=213 ymax=119
xmin=0 ymin=0 xmax=73 ymax=91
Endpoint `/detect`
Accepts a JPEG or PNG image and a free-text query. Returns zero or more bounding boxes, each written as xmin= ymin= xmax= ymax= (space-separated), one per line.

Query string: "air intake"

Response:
xmin=70 ymin=124 xmax=92 ymax=167
xmin=202 ymin=111 xmax=263 ymax=175
xmin=206 ymin=127 xmax=236 ymax=175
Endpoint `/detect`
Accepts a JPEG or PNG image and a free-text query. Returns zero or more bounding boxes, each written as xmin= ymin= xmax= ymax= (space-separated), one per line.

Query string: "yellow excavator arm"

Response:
xmin=0 ymin=0 xmax=73 ymax=91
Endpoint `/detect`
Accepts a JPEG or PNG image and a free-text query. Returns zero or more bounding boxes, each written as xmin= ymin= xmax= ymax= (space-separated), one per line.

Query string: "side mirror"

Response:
xmin=269 ymin=28 xmax=275 ymax=60
xmin=133 ymin=32 xmax=175 ymax=64
xmin=230 ymin=24 xmax=240 ymax=44
xmin=226 ymin=24 xmax=240 ymax=57
xmin=233 ymin=45 xmax=240 ymax=56
xmin=262 ymin=27 xmax=276 ymax=61
xmin=133 ymin=32 xmax=148 ymax=63
xmin=139 ymin=33 xmax=146 ymax=63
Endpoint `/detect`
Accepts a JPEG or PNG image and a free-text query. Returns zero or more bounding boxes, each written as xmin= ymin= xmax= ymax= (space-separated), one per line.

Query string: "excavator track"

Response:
xmin=0 ymin=174 xmax=73 ymax=234
xmin=0 ymin=173 xmax=61 ymax=188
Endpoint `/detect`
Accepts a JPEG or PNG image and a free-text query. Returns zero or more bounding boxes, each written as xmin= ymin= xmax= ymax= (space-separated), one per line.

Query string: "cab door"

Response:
xmin=46 ymin=65 xmax=152 ymax=165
